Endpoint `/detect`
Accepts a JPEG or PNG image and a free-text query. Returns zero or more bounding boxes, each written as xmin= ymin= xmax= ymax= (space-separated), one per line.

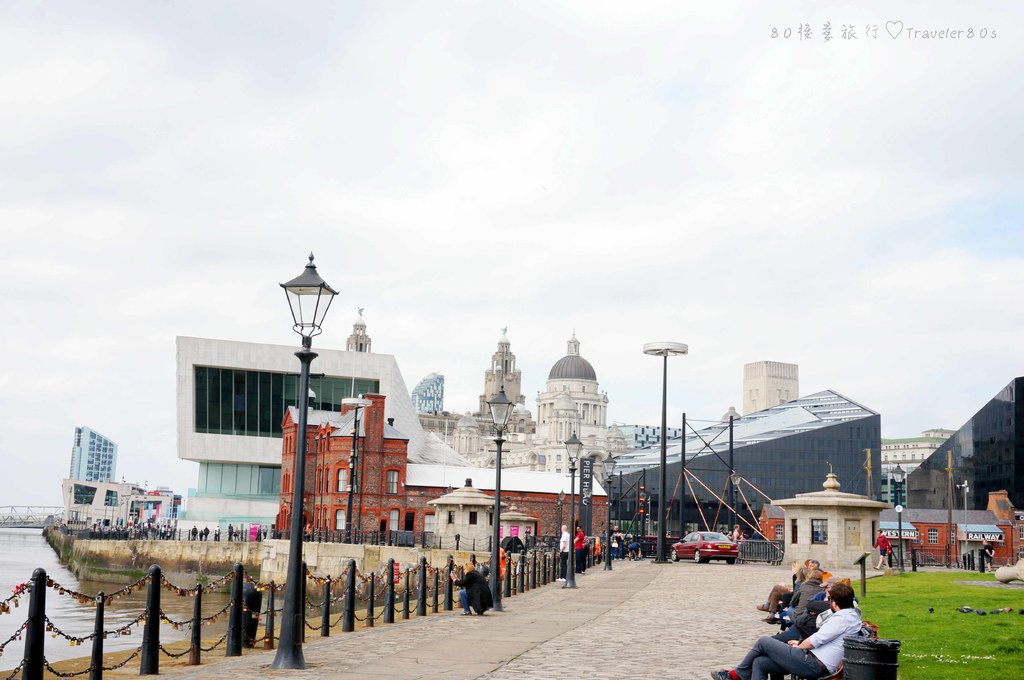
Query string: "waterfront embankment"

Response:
xmin=45 ymin=528 xmax=264 ymax=584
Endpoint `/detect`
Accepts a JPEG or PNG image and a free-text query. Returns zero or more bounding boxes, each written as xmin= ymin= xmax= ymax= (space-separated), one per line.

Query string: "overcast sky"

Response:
xmin=1 ymin=2 xmax=1021 ymax=506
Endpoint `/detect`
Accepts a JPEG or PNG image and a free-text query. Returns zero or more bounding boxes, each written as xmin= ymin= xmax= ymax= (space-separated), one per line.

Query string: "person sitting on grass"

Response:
xmin=450 ymin=562 xmax=493 ymax=616
xmin=711 ymin=583 xmax=861 ymax=680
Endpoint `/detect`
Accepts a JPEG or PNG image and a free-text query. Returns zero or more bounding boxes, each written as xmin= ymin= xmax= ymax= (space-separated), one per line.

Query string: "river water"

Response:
xmin=0 ymin=529 xmax=231 ymax=671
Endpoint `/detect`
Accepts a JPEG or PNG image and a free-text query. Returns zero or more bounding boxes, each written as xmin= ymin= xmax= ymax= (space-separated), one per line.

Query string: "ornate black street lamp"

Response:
xmin=642 ymin=341 xmax=688 ymax=563
xmin=487 ymin=386 xmax=515 ymax=611
xmin=341 ymin=397 xmax=372 ymax=543
xmin=603 ymin=457 xmax=616 ymax=571
xmin=272 ymin=254 xmax=337 ymax=670
xmin=892 ymin=464 xmax=906 ymax=573
xmin=556 ymin=490 xmax=565 ymax=541
xmin=563 ymin=433 xmax=583 ymax=589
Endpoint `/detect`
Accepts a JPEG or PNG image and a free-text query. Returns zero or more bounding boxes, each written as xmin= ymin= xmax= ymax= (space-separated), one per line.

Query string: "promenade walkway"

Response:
xmin=154 ymin=559 xmax=856 ymax=680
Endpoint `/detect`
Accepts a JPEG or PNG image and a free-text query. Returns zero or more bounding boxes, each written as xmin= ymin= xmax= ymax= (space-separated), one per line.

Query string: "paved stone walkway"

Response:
xmin=151 ymin=559 xmax=863 ymax=680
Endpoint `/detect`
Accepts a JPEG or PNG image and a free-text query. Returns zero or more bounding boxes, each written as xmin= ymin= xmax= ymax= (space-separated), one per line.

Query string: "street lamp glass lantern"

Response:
xmin=280 ymin=253 xmax=338 ymax=339
xmin=564 ymin=433 xmax=583 ymax=464
xmin=487 ymin=386 xmax=515 ymax=432
xmin=891 ymin=465 xmax=906 ymax=484
xmin=603 ymin=456 xmax=617 ymax=478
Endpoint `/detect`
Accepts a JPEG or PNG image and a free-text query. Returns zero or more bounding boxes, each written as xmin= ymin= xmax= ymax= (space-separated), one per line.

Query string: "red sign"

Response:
xmin=393 ymin=562 xmax=401 ymax=584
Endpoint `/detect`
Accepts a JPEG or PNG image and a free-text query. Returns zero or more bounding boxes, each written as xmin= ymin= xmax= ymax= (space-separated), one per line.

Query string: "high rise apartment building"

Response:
xmin=411 ymin=373 xmax=445 ymax=413
xmin=69 ymin=426 xmax=118 ymax=482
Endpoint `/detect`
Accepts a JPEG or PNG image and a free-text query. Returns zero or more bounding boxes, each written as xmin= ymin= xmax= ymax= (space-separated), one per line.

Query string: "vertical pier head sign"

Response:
xmin=580 ymin=457 xmax=593 ymax=534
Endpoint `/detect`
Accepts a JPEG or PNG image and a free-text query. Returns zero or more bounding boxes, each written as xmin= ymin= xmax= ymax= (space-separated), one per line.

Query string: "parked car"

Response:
xmin=671 ymin=531 xmax=738 ymax=564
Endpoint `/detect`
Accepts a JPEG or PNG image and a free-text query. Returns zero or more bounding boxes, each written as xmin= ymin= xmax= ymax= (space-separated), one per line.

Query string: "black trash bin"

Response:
xmin=242 ymin=582 xmax=263 ymax=647
xmin=844 ymin=637 xmax=900 ymax=680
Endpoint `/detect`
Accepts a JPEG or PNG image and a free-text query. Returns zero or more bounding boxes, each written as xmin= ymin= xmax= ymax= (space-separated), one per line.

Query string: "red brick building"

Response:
xmin=277 ymin=394 xmax=607 ymax=538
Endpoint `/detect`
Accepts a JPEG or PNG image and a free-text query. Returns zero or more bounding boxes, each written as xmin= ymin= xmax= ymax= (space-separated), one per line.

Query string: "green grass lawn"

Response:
xmin=856 ymin=571 xmax=1024 ymax=679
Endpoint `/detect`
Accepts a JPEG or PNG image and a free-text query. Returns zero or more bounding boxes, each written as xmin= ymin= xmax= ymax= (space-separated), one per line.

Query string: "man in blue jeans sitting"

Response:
xmin=710 ymin=583 xmax=862 ymax=680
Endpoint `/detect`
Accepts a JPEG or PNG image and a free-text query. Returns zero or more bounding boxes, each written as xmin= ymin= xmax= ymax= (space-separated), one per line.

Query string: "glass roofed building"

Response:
xmin=612 ymin=390 xmax=881 ymax=537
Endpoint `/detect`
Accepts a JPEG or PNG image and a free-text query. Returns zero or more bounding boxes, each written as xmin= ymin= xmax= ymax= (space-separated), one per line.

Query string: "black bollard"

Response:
xmin=530 ymin=552 xmax=537 ymax=590
xmin=444 ymin=556 xmax=453 ymax=611
xmin=342 ymin=560 xmax=356 ymax=633
xmin=188 ymin=583 xmax=202 ymax=665
xmin=90 ymin=592 xmax=105 ymax=680
xmin=140 ymin=565 xmax=161 ymax=675
xmin=226 ymin=563 xmax=244 ymax=656
xmin=911 ymin=549 xmax=918 ymax=573
xmin=23 ymin=568 xmax=46 ymax=680
xmin=384 ymin=560 xmax=395 ymax=624
xmin=542 ymin=553 xmax=548 ymax=586
xmin=365 ymin=576 xmax=375 ymax=628
xmin=320 ymin=576 xmax=331 ymax=638
xmin=402 ymin=570 xmax=410 ymax=620
xmin=432 ymin=566 xmax=439 ymax=614
xmin=519 ymin=550 xmax=526 ymax=593
xmin=978 ymin=548 xmax=986 ymax=574
xmin=416 ymin=558 xmax=428 ymax=617
xmin=263 ymin=583 xmax=275 ymax=650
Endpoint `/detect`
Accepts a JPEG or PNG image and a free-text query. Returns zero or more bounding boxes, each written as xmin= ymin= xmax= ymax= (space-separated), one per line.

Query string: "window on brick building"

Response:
xmin=424 ymin=513 xmax=435 ymax=533
xmin=335 ymin=509 xmax=346 ymax=531
xmin=336 ymin=469 xmax=348 ymax=493
xmin=386 ymin=470 xmax=399 ymax=494
xmin=774 ymin=524 xmax=783 ymax=540
xmin=928 ymin=527 xmax=938 ymax=544
xmin=469 ymin=511 xmax=478 ymax=525
xmin=404 ymin=511 xmax=414 ymax=532
xmin=389 ymin=509 xmax=399 ymax=531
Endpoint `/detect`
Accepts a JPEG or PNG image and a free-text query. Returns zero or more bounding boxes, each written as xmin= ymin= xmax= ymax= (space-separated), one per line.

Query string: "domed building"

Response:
xmin=533 ymin=333 xmax=629 ymax=474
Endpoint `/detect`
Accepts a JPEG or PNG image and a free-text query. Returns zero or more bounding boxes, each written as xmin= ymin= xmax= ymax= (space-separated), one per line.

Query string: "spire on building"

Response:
xmin=480 ymin=329 xmax=525 ymax=413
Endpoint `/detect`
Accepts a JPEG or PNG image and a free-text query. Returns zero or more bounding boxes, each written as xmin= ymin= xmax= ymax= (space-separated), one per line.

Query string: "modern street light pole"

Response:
xmin=563 ymin=433 xmax=583 ymax=589
xmin=272 ymin=254 xmax=337 ymax=671
xmin=487 ymin=386 xmax=515 ymax=612
xmin=642 ymin=341 xmax=688 ymax=563
xmin=892 ymin=464 xmax=906 ymax=573
xmin=341 ymin=397 xmax=372 ymax=543
xmin=603 ymin=457 xmax=616 ymax=571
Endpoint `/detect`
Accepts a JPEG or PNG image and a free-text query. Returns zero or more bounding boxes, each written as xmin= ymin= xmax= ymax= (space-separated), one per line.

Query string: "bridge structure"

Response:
xmin=0 ymin=506 xmax=63 ymax=529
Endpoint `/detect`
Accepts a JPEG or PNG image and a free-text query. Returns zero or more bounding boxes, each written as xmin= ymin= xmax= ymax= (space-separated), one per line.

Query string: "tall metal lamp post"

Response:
xmin=563 ymin=433 xmax=583 ymax=589
xmin=341 ymin=397 xmax=372 ymax=543
xmin=556 ymin=490 xmax=565 ymax=539
xmin=892 ymin=464 xmax=906 ymax=573
xmin=958 ymin=480 xmax=969 ymax=561
xmin=487 ymin=386 xmax=515 ymax=612
xmin=642 ymin=341 xmax=688 ymax=563
xmin=272 ymin=254 xmax=337 ymax=670
xmin=603 ymin=457 xmax=616 ymax=571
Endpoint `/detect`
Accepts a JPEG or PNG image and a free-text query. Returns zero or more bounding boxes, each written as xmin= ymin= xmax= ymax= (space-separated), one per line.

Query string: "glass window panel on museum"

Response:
xmin=194 ymin=366 xmax=379 ymax=437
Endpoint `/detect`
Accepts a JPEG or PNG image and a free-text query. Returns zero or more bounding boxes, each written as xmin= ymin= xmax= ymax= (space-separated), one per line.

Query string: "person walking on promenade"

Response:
xmin=558 ymin=524 xmax=570 ymax=581
xmin=710 ymin=583 xmax=862 ymax=680
xmin=873 ymin=529 xmax=891 ymax=570
xmin=451 ymin=562 xmax=493 ymax=615
xmin=574 ymin=526 xmax=586 ymax=574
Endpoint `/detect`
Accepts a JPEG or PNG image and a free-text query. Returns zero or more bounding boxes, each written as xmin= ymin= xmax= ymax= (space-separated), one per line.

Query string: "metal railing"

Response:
xmin=738 ymin=540 xmax=785 ymax=565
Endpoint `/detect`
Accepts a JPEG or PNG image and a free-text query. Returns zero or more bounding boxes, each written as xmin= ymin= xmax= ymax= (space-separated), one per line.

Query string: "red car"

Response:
xmin=671 ymin=531 xmax=738 ymax=564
